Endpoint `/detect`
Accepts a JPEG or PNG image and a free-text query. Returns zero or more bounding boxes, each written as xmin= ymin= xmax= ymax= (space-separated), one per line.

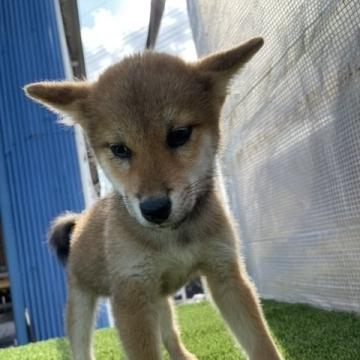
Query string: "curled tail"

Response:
xmin=48 ymin=212 xmax=80 ymax=265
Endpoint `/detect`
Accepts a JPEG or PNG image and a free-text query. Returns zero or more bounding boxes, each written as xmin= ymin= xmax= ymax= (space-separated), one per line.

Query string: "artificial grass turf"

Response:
xmin=0 ymin=300 xmax=359 ymax=359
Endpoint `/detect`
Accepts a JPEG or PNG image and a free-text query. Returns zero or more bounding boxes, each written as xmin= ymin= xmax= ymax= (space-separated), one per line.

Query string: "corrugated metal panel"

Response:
xmin=0 ymin=0 xmax=85 ymax=342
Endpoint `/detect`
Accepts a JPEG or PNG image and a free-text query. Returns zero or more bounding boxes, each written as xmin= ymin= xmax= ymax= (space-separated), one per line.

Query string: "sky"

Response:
xmin=78 ymin=0 xmax=197 ymax=79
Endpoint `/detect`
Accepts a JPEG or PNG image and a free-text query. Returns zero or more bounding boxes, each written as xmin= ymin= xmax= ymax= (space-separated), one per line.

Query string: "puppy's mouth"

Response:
xmin=141 ymin=217 xmax=186 ymax=230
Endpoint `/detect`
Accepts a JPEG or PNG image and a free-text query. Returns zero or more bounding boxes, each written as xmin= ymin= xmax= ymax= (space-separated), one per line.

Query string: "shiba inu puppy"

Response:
xmin=25 ymin=37 xmax=283 ymax=360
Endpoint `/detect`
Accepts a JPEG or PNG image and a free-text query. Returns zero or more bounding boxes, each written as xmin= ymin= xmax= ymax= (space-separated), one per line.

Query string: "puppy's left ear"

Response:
xmin=195 ymin=37 xmax=264 ymax=97
xmin=24 ymin=81 xmax=91 ymax=125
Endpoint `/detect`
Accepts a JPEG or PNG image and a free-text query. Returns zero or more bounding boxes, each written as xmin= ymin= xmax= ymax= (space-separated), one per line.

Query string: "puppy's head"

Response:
xmin=25 ymin=38 xmax=263 ymax=228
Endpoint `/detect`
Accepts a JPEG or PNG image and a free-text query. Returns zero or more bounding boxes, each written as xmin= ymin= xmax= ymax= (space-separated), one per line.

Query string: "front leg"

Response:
xmin=111 ymin=282 xmax=162 ymax=360
xmin=67 ymin=282 xmax=97 ymax=360
xmin=202 ymin=243 xmax=282 ymax=359
xmin=158 ymin=297 xmax=198 ymax=360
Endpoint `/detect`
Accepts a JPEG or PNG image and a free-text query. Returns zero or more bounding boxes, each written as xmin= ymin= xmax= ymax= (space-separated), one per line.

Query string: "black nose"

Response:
xmin=140 ymin=197 xmax=171 ymax=224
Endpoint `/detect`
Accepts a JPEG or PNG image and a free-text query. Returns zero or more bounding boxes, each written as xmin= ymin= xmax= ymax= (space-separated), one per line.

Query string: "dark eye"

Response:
xmin=167 ymin=126 xmax=192 ymax=148
xmin=109 ymin=144 xmax=132 ymax=159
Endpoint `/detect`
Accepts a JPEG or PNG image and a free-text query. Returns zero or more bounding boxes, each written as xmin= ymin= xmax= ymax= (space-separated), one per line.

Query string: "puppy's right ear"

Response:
xmin=24 ymin=81 xmax=91 ymax=125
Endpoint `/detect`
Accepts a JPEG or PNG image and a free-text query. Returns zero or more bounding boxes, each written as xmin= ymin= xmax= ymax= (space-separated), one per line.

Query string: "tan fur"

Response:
xmin=25 ymin=37 xmax=283 ymax=360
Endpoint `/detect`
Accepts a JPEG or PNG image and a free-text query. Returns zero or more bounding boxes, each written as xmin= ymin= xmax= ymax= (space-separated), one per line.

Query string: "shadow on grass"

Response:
xmin=54 ymin=338 xmax=71 ymax=360
xmin=263 ymin=300 xmax=360 ymax=360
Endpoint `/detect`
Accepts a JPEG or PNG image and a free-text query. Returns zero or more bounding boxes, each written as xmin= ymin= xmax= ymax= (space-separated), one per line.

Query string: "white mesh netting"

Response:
xmin=188 ymin=0 xmax=360 ymax=312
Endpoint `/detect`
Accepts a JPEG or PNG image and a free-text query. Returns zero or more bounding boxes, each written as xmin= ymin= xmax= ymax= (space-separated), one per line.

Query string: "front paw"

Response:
xmin=251 ymin=348 xmax=283 ymax=360
xmin=177 ymin=351 xmax=198 ymax=360
xmin=183 ymin=354 xmax=198 ymax=360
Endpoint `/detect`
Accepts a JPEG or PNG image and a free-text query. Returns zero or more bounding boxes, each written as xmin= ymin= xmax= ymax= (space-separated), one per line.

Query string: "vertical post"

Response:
xmin=0 ymin=136 xmax=28 ymax=345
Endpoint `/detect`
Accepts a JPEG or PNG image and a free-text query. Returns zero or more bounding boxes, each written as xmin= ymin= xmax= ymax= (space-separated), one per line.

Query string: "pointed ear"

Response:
xmin=24 ymin=81 xmax=91 ymax=124
xmin=195 ymin=37 xmax=264 ymax=96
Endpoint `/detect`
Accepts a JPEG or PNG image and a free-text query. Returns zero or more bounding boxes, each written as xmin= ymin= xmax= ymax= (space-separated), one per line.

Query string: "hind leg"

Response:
xmin=159 ymin=297 xmax=197 ymax=360
xmin=67 ymin=282 xmax=97 ymax=360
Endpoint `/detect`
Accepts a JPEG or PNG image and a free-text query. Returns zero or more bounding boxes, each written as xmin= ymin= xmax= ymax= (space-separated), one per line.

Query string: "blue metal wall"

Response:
xmin=0 ymin=0 xmax=86 ymax=344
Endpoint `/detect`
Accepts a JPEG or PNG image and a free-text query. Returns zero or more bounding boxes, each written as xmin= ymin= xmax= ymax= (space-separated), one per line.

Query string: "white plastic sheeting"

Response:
xmin=188 ymin=0 xmax=360 ymax=312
